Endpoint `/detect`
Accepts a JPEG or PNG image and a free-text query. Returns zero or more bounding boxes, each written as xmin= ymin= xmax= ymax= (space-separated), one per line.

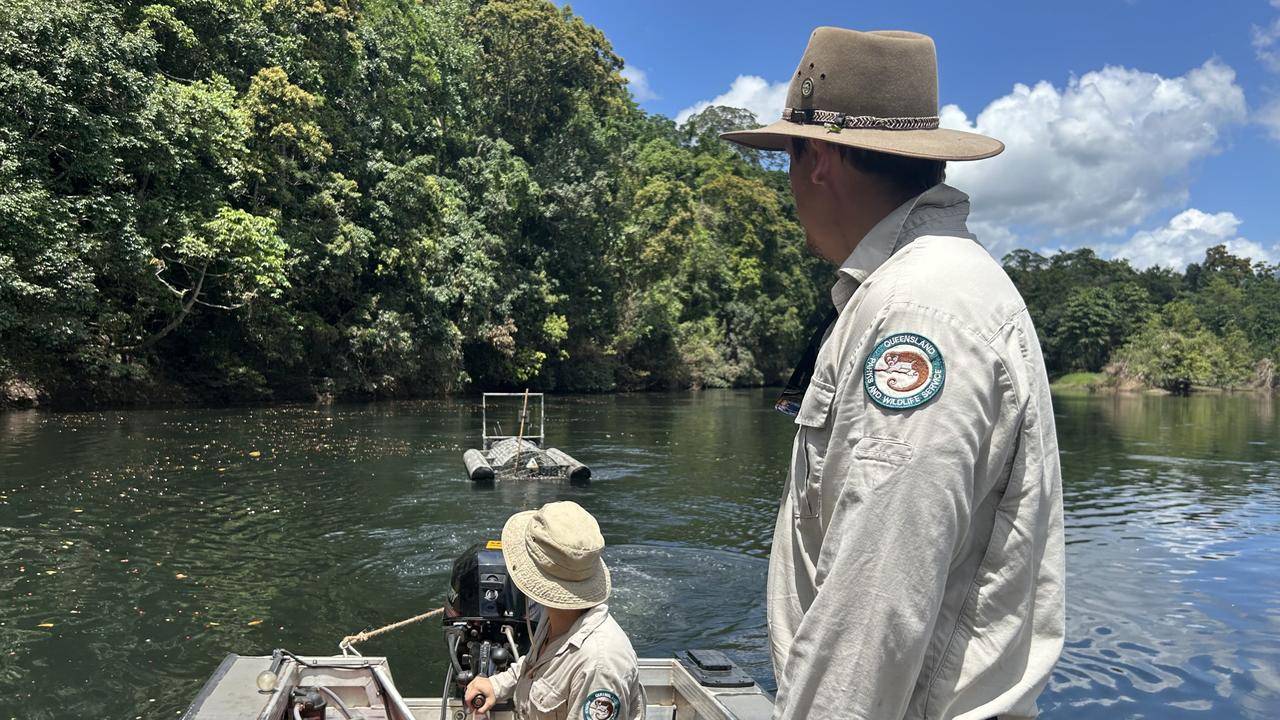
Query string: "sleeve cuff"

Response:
xmin=488 ymin=668 xmax=517 ymax=700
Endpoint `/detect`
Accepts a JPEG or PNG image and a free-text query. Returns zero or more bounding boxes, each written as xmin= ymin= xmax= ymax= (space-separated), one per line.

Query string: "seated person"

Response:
xmin=466 ymin=501 xmax=645 ymax=720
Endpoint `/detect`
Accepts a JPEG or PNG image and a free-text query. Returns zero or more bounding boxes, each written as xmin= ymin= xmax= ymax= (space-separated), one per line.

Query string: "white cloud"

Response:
xmin=1259 ymin=99 xmax=1280 ymax=141
xmin=1250 ymin=6 xmax=1280 ymax=143
xmin=1103 ymin=209 xmax=1276 ymax=270
xmin=941 ymin=60 xmax=1246 ymax=239
xmin=968 ymin=220 xmax=1021 ymax=259
xmin=675 ymin=75 xmax=788 ymax=126
xmin=620 ymin=66 xmax=659 ymax=102
xmin=1253 ymin=18 xmax=1280 ymax=72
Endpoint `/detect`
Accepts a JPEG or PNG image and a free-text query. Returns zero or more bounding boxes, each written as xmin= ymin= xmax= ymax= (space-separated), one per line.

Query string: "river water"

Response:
xmin=1 ymin=390 xmax=1277 ymax=719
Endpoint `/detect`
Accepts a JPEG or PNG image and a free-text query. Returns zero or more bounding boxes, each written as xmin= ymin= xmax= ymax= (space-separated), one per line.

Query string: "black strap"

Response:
xmin=775 ymin=307 xmax=839 ymax=416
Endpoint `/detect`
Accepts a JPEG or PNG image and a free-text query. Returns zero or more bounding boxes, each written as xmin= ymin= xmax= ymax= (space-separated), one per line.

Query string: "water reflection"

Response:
xmin=0 ymin=391 xmax=1277 ymax=719
xmin=1049 ymin=392 xmax=1280 ymax=719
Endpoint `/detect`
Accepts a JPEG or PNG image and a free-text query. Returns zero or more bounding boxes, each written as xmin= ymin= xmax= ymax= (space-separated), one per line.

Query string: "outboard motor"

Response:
xmin=443 ymin=541 xmax=536 ymax=701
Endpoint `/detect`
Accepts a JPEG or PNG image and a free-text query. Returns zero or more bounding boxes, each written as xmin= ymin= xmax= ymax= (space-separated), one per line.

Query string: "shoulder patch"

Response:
xmin=863 ymin=332 xmax=945 ymax=410
xmin=583 ymin=689 xmax=621 ymax=720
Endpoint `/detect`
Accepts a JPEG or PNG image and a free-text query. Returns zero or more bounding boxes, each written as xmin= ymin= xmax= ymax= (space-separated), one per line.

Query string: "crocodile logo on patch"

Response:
xmin=863 ymin=333 xmax=945 ymax=410
xmin=583 ymin=690 xmax=620 ymax=720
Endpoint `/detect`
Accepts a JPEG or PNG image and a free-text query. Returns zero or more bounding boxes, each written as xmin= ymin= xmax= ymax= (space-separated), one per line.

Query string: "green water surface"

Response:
xmin=1 ymin=390 xmax=1277 ymax=719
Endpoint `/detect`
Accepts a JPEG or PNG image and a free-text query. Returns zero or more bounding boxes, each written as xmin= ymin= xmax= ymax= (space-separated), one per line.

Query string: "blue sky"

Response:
xmin=564 ymin=0 xmax=1280 ymax=269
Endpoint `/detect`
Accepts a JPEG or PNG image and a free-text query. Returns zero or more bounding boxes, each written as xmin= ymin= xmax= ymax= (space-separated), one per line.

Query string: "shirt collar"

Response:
xmin=535 ymin=603 xmax=610 ymax=663
xmin=830 ymin=183 xmax=975 ymax=311
xmin=564 ymin=603 xmax=610 ymax=649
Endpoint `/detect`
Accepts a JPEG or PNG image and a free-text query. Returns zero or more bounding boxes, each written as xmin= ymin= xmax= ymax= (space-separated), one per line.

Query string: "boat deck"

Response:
xmin=184 ymin=653 xmax=774 ymax=720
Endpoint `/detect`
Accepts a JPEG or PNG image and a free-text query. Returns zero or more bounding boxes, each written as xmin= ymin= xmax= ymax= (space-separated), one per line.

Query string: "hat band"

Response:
xmin=527 ymin=533 xmax=596 ymax=582
xmin=782 ymin=107 xmax=940 ymax=131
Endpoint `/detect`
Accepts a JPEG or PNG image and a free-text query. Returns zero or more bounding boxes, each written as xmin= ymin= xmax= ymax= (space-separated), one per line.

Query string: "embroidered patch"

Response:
xmin=800 ymin=77 xmax=814 ymax=97
xmin=863 ymin=332 xmax=945 ymax=410
xmin=582 ymin=690 xmax=620 ymax=720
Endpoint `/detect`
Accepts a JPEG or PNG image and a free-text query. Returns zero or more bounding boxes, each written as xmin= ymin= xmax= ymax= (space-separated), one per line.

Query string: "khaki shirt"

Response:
xmin=489 ymin=604 xmax=645 ymax=720
xmin=768 ymin=184 xmax=1066 ymax=720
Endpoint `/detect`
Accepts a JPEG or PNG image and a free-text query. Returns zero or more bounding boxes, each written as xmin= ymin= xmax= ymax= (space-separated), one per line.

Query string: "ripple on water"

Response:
xmin=3 ymin=392 xmax=1279 ymax=719
xmin=1052 ymin=440 xmax=1280 ymax=719
xmin=606 ymin=544 xmax=771 ymax=686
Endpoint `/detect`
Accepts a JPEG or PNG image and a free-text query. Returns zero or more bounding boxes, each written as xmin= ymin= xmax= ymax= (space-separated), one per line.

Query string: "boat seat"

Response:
xmin=645 ymin=707 xmax=676 ymax=720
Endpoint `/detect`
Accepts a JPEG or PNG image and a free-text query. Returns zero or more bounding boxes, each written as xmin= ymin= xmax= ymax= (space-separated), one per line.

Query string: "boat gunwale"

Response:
xmin=187 ymin=654 xmax=774 ymax=720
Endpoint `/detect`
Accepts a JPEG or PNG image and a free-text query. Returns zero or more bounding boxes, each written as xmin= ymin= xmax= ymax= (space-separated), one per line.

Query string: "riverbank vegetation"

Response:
xmin=1 ymin=0 xmax=822 ymax=406
xmin=1008 ymin=246 xmax=1279 ymax=394
xmin=2 ymin=0 xmax=1274 ymax=408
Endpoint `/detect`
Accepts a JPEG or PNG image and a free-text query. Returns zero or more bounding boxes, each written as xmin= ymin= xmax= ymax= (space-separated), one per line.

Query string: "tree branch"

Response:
xmin=124 ymin=262 xmax=208 ymax=352
xmin=193 ymin=297 xmax=246 ymax=311
xmin=152 ymin=264 xmax=188 ymax=298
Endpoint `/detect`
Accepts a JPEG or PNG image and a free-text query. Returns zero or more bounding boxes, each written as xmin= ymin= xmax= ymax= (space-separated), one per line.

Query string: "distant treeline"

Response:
xmin=1005 ymin=246 xmax=1279 ymax=392
xmin=1 ymin=1 xmax=1274 ymax=408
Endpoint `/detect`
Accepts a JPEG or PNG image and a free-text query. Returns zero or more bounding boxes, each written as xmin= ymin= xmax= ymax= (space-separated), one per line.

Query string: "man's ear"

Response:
xmin=809 ymin=141 xmax=836 ymax=188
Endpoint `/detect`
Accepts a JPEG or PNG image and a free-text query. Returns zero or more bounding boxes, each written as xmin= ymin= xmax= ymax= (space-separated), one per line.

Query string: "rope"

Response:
xmin=338 ymin=607 xmax=445 ymax=655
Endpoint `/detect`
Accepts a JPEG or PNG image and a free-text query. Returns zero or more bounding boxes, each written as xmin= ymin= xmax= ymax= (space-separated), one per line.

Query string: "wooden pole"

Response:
xmin=514 ymin=388 xmax=530 ymax=470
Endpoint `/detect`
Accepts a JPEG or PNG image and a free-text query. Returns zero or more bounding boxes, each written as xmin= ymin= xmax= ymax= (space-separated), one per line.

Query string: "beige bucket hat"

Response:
xmin=721 ymin=27 xmax=1003 ymax=161
xmin=501 ymin=501 xmax=611 ymax=610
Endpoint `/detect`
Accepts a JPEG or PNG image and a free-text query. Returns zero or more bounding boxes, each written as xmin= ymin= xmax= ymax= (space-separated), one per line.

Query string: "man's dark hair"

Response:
xmin=791 ymin=139 xmax=945 ymax=197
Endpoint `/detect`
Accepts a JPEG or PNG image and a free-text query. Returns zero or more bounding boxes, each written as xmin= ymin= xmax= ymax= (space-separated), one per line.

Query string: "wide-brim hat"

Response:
xmin=721 ymin=27 xmax=1003 ymax=162
xmin=501 ymin=501 xmax=611 ymax=610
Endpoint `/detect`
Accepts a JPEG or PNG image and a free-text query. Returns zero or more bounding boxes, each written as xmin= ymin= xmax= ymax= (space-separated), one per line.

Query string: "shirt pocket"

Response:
xmin=529 ymin=677 xmax=568 ymax=719
xmin=791 ymin=378 xmax=835 ymax=519
xmin=851 ymin=436 xmax=914 ymax=491
xmin=852 ymin=436 xmax=913 ymax=465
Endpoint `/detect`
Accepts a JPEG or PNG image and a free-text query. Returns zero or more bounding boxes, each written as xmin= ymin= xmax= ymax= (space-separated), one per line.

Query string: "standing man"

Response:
xmin=721 ymin=28 xmax=1065 ymax=719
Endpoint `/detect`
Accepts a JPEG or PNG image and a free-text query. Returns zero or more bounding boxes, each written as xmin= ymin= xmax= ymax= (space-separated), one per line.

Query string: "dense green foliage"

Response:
xmin=2 ymin=0 xmax=1272 ymax=406
xmin=1004 ymin=245 xmax=1279 ymax=392
xmin=0 ymin=0 xmax=821 ymax=404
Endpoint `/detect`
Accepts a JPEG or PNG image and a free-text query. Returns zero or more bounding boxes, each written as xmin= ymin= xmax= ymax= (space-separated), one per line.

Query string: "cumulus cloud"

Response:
xmin=682 ymin=60 xmax=1252 ymax=259
xmin=1102 ymin=209 xmax=1276 ymax=270
xmin=941 ymin=60 xmax=1246 ymax=238
xmin=620 ymin=66 xmax=659 ymax=102
xmin=675 ymin=75 xmax=788 ymax=126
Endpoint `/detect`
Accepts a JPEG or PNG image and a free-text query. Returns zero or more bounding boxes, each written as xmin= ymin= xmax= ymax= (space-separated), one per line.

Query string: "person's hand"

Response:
xmin=464 ymin=676 xmax=496 ymax=716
